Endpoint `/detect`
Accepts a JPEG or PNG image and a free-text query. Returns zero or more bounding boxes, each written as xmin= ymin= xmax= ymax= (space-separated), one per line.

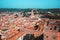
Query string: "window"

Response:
xmin=18 ymin=29 xmax=20 ymax=32
xmin=50 ymin=28 xmax=52 ymax=30
xmin=58 ymin=26 xmax=60 ymax=32
xmin=58 ymin=28 xmax=60 ymax=32
xmin=46 ymin=36 xmax=48 ymax=38
xmin=53 ymin=37 xmax=55 ymax=39
xmin=54 ymin=26 xmax=57 ymax=30
xmin=0 ymin=35 xmax=2 ymax=40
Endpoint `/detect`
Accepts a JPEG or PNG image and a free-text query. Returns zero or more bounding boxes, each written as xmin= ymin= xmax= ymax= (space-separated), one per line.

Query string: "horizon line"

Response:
xmin=0 ymin=8 xmax=60 ymax=9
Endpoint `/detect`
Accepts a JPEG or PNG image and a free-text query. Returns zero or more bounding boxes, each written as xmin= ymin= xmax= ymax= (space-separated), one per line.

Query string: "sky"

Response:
xmin=0 ymin=0 xmax=60 ymax=8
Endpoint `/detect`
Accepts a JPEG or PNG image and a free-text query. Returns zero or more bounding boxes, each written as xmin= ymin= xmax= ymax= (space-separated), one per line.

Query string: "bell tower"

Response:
xmin=30 ymin=9 xmax=35 ymax=18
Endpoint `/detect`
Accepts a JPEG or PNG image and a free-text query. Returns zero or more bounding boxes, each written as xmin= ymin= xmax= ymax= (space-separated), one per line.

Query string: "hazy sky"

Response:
xmin=0 ymin=0 xmax=60 ymax=8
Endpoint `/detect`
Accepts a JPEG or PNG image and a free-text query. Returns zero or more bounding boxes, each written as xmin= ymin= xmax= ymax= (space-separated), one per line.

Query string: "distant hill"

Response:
xmin=0 ymin=8 xmax=60 ymax=13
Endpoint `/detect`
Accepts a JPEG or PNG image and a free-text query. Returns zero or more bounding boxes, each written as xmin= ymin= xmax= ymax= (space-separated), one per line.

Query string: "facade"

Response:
xmin=44 ymin=19 xmax=60 ymax=40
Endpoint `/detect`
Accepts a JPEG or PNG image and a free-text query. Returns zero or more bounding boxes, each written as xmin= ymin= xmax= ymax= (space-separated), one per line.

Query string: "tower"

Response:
xmin=30 ymin=10 xmax=35 ymax=18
